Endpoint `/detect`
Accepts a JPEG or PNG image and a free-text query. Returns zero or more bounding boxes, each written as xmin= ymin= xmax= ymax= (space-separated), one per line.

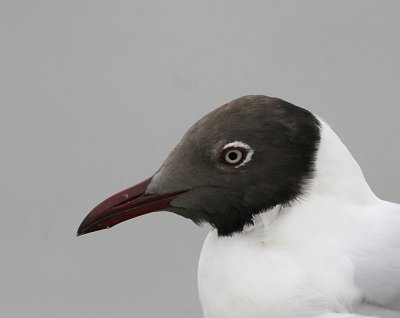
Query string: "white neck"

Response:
xmin=244 ymin=119 xmax=380 ymax=242
xmin=198 ymin=120 xmax=393 ymax=318
xmin=310 ymin=119 xmax=377 ymax=204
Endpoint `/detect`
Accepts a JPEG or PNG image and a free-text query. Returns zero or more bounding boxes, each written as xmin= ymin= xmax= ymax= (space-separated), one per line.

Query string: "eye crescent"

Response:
xmin=222 ymin=148 xmax=246 ymax=166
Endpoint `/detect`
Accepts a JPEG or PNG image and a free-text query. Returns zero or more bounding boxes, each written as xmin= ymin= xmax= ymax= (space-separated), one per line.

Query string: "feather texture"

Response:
xmin=198 ymin=120 xmax=400 ymax=318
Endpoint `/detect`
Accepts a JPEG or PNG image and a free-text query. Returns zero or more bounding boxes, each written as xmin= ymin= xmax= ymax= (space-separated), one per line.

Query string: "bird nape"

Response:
xmin=78 ymin=95 xmax=400 ymax=318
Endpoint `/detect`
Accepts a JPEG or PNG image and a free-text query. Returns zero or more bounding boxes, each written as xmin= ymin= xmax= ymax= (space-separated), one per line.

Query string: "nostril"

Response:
xmin=112 ymin=193 xmax=141 ymax=209
xmin=113 ymin=200 xmax=131 ymax=208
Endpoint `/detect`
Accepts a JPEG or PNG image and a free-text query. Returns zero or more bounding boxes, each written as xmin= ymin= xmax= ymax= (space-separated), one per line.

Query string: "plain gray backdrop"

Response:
xmin=1 ymin=1 xmax=399 ymax=317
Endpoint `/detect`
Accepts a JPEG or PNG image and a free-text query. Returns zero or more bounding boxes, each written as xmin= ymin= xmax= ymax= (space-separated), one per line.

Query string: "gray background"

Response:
xmin=1 ymin=1 xmax=399 ymax=317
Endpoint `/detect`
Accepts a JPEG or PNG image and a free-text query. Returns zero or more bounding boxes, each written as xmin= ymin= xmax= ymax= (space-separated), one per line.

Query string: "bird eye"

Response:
xmin=221 ymin=147 xmax=246 ymax=166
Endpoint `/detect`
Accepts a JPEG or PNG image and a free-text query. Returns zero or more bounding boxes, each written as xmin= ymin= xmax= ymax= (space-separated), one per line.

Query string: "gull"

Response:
xmin=78 ymin=95 xmax=400 ymax=318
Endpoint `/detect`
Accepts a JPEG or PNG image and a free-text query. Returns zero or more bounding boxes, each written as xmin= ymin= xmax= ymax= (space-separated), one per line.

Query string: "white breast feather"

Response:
xmin=198 ymin=120 xmax=400 ymax=318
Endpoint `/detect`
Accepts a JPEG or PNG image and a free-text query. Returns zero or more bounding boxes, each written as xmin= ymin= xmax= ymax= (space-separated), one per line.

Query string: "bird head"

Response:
xmin=78 ymin=95 xmax=320 ymax=237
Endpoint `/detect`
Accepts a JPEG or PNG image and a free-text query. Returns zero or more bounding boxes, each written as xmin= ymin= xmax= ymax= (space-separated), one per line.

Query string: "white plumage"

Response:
xmin=198 ymin=120 xmax=400 ymax=318
xmin=78 ymin=96 xmax=400 ymax=318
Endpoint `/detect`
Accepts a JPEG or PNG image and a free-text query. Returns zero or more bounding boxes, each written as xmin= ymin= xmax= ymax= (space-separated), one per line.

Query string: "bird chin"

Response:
xmin=167 ymin=206 xmax=209 ymax=226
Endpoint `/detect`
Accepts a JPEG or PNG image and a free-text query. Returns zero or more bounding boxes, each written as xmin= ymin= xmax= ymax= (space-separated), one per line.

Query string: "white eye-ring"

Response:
xmin=221 ymin=141 xmax=254 ymax=168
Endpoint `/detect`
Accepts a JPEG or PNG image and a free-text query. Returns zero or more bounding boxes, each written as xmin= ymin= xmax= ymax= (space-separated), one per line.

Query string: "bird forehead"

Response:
xmin=159 ymin=95 xmax=318 ymax=172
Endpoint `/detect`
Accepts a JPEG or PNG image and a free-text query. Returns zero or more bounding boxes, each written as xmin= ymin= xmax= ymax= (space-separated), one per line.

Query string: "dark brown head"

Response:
xmin=78 ymin=95 xmax=320 ymax=237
